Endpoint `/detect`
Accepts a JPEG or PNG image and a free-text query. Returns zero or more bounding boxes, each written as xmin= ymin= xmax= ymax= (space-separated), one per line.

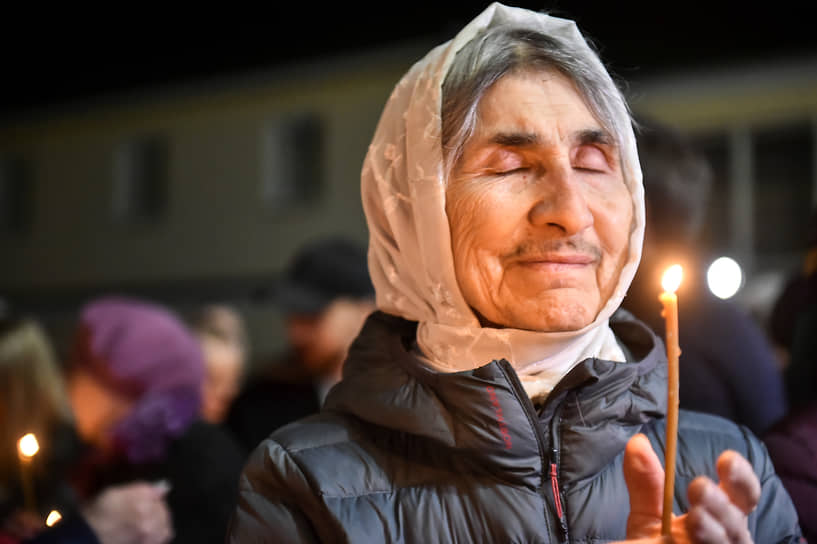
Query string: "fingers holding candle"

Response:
xmin=620 ymin=439 xmax=760 ymax=542
xmin=715 ymin=450 xmax=760 ymax=515
xmin=686 ymin=473 xmax=754 ymax=544
xmin=682 ymin=450 xmax=759 ymax=543
xmin=622 ymin=433 xmax=666 ymax=538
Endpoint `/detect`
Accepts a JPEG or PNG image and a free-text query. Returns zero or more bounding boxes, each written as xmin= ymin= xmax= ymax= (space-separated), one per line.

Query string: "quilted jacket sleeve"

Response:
xmin=227 ymin=440 xmax=331 ymax=544
xmin=743 ymin=426 xmax=803 ymax=543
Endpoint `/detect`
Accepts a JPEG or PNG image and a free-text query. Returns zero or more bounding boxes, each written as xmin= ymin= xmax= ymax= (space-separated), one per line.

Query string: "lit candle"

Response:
xmin=17 ymin=433 xmax=39 ymax=513
xmin=659 ymin=264 xmax=682 ymax=535
xmin=46 ymin=510 xmax=63 ymax=527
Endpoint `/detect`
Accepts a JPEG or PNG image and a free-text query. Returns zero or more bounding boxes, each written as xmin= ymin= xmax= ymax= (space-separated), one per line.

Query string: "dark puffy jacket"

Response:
xmin=229 ymin=311 xmax=801 ymax=543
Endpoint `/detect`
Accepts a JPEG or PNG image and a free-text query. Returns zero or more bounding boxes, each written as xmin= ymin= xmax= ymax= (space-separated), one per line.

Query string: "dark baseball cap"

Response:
xmin=274 ymin=237 xmax=374 ymax=314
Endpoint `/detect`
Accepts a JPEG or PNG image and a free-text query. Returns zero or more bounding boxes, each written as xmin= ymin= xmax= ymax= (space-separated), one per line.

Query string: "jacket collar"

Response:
xmin=325 ymin=311 xmax=666 ymax=484
xmin=540 ymin=311 xmax=667 ymax=480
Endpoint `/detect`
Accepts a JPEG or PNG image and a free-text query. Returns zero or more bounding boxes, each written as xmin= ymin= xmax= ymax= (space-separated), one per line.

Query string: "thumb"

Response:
xmin=623 ymin=433 xmax=665 ymax=538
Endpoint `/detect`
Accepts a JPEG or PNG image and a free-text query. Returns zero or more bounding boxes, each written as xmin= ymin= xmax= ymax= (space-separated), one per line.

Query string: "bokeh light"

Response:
xmin=17 ymin=433 xmax=39 ymax=458
xmin=707 ymin=257 xmax=743 ymax=299
xmin=46 ymin=510 xmax=63 ymax=527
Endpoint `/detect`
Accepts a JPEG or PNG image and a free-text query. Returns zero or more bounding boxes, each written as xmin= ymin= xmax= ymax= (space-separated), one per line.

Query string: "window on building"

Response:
xmin=0 ymin=156 xmax=33 ymax=234
xmin=753 ymin=121 xmax=813 ymax=255
xmin=112 ymin=135 xmax=168 ymax=223
xmin=260 ymin=112 xmax=324 ymax=209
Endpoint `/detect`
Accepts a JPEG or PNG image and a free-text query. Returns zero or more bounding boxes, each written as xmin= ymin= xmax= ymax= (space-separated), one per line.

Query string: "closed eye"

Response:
xmin=573 ymin=145 xmax=611 ymax=173
xmin=574 ymin=166 xmax=606 ymax=173
xmin=493 ymin=167 xmax=530 ymax=176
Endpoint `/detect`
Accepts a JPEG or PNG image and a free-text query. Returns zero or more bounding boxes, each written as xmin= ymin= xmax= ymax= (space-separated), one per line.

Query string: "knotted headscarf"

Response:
xmin=361 ymin=3 xmax=645 ymax=399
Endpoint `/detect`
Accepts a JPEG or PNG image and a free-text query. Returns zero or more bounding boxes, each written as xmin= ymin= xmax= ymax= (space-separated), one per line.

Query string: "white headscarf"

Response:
xmin=361 ymin=2 xmax=645 ymax=400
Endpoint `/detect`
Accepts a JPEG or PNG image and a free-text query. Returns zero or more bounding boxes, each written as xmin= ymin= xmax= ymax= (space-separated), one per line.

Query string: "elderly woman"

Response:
xmin=229 ymin=4 xmax=800 ymax=542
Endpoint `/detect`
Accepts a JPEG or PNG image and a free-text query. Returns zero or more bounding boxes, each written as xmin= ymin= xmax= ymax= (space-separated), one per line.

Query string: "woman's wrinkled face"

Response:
xmin=446 ymin=69 xmax=633 ymax=332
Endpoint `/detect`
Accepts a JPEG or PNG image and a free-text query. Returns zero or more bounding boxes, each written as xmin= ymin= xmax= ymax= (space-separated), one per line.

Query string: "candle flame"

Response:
xmin=18 ymin=433 xmax=39 ymax=458
xmin=661 ymin=264 xmax=683 ymax=293
xmin=46 ymin=510 xmax=62 ymax=527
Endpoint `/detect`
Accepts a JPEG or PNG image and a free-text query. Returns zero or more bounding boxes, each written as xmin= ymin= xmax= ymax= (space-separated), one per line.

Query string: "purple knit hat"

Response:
xmin=75 ymin=296 xmax=204 ymax=464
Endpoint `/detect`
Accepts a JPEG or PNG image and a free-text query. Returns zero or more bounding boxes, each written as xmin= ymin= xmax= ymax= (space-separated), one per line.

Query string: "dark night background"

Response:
xmin=3 ymin=2 xmax=817 ymax=119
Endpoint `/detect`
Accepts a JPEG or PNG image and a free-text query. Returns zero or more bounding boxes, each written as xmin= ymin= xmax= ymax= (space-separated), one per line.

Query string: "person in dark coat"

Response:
xmin=62 ymin=296 xmax=246 ymax=544
xmin=763 ymin=399 xmax=817 ymax=542
xmin=769 ymin=206 xmax=817 ymax=408
xmin=225 ymin=236 xmax=375 ymax=454
xmin=763 ymin=208 xmax=817 ymax=540
xmin=229 ymin=3 xmax=801 ymax=541
xmin=622 ymin=116 xmax=787 ymax=436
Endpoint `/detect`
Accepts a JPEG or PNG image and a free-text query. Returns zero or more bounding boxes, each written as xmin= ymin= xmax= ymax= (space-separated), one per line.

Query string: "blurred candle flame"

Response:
xmin=46 ymin=510 xmax=62 ymax=527
xmin=18 ymin=433 xmax=39 ymax=458
xmin=661 ymin=265 xmax=683 ymax=294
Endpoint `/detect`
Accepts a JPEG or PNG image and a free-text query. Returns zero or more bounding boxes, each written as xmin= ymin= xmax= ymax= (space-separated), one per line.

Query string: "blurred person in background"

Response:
xmin=64 ymin=296 xmax=245 ymax=544
xmin=622 ymin=115 xmax=787 ymax=436
xmin=0 ymin=315 xmax=173 ymax=544
xmin=225 ymin=236 xmax=375 ymax=454
xmin=1 ymin=316 xmax=81 ymax=540
xmin=762 ymin=207 xmax=817 ymax=540
xmin=763 ymin=400 xmax=817 ymax=543
xmin=769 ymin=206 xmax=817 ymax=408
xmin=189 ymin=304 xmax=248 ymax=426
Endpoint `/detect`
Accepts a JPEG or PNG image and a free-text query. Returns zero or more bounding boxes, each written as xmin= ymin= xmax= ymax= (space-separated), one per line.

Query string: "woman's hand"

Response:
xmin=82 ymin=480 xmax=174 ymax=544
xmin=617 ymin=433 xmax=759 ymax=543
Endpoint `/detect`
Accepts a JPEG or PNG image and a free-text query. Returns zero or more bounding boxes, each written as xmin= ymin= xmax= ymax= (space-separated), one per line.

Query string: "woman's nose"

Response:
xmin=527 ymin=166 xmax=593 ymax=235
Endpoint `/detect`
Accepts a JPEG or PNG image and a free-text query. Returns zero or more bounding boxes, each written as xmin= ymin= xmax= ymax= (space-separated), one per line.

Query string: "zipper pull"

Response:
xmin=550 ymin=462 xmax=568 ymax=540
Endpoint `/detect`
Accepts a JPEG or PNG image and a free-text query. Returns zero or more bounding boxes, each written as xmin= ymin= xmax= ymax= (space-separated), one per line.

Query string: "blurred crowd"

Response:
xmin=0 ymin=237 xmax=375 ymax=544
xmin=1 ymin=123 xmax=815 ymax=542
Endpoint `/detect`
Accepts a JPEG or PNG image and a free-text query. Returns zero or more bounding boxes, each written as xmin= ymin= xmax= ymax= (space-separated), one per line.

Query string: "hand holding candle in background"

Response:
xmin=659 ymin=265 xmax=682 ymax=535
xmin=81 ymin=481 xmax=174 ymax=544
